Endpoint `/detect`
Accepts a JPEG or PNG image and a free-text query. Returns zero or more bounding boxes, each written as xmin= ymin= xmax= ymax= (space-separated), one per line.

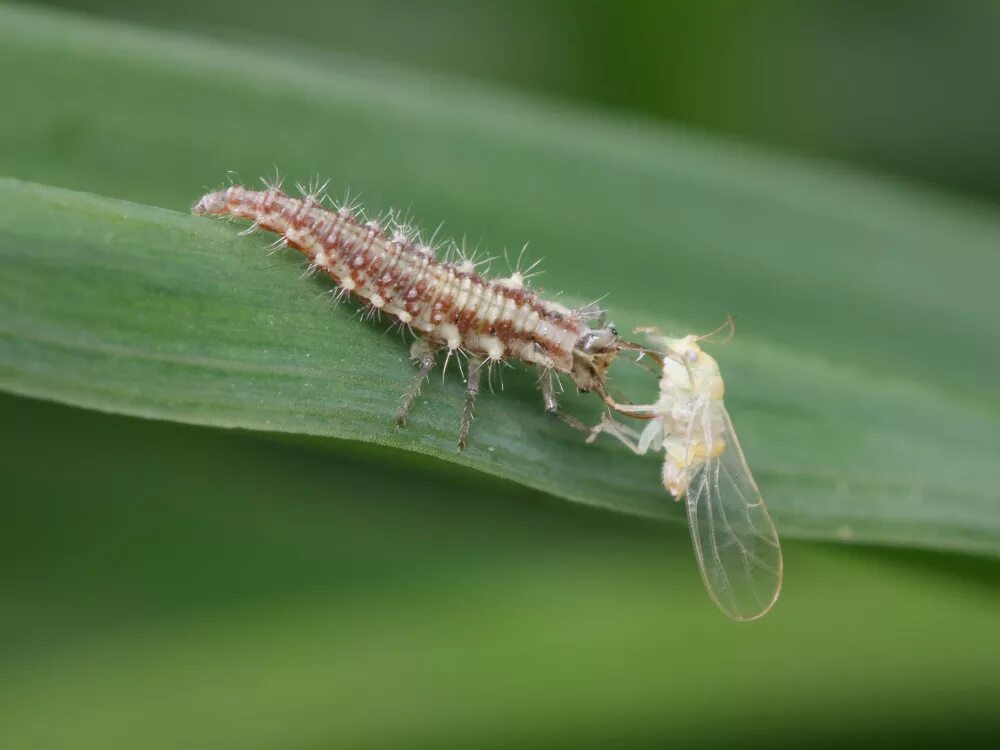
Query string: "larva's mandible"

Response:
xmin=193 ymin=180 xmax=626 ymax=448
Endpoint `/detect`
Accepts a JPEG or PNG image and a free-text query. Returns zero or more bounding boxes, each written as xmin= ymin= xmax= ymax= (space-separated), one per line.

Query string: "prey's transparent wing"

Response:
xmin=684 ymin=401 xmax=782 ymax=621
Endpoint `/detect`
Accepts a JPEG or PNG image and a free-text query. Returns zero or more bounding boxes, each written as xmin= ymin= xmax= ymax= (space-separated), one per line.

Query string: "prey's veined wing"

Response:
xmin=684 ymin=400 xmax=782 ymax=621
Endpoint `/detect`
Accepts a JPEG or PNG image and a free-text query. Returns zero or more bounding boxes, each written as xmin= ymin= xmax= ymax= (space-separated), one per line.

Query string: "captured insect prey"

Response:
xmin=192 ymin=178 xmax=636 ymax=449
xmin=588 ymin=325 xmax=783 ymax=621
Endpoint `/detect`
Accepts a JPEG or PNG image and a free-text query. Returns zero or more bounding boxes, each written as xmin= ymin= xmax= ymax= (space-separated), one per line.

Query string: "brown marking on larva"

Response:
xmin=364 ymin=258 xmax=386 ymax=284
xmin=374 ymin=244 xmax=401 ymax=277
xmin=495 ymin=319 xmax=513 ymax=339
xmin=556 ymin=319 xmax=577 ymax=334
xmin=256 ymin=219 xmax=280 ymax=235
xmin=537 ymin=338 xmax=561 ymax=358
xmin=343 ymin=229 xmax=373 ymax=268
xmin=448 ymin=305 xmax=463 ymax=325
xmin=325 ymin=221 xmax=343 ymax=247
xmin=456 ymin=307 xmax=478 ymax=333
xmin=435 ymin=296 xmax=452 ymax=315
xmin=281 ymin=200 xmax=299 ymax=225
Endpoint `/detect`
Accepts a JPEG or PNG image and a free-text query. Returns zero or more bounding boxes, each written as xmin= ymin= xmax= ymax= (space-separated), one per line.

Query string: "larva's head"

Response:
xmin=192 ymin=190 xmax=229 ymax=216
xmin=569 ymin=324 xmax=621 ymax=393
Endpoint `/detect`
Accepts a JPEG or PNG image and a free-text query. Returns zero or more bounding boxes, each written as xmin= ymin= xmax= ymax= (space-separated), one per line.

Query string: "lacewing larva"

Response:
xmin=588 ymin=323 xmax=783 ymax=621
xmin=192 ymin=178 xmax=635 ymax=449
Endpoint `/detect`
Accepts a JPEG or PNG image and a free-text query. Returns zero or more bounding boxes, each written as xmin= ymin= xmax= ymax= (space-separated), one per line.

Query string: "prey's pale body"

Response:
xmin=589 ymin=329 xmax=783 ymax=621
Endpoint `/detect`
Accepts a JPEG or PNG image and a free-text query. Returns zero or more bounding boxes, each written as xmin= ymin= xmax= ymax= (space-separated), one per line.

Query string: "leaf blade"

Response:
xmin=1 ymin=178 xmax=997 ymax=555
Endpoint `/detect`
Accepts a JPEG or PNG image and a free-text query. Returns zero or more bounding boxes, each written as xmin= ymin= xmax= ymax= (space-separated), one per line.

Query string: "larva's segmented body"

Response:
xmin=193 ymin=183 xmax=625 ymax=448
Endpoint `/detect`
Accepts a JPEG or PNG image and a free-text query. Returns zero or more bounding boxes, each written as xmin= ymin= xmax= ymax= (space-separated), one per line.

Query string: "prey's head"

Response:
xmin=654 ymin=334 xmax=723 ymax=399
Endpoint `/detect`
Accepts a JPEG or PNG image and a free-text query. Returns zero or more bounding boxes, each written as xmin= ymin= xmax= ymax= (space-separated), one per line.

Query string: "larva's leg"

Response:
xmin=457 ymin=356 xmax=485 ymax=451
xmin=540 ymin=367 xmax=559 ymax=413
xmin=396 ymin=339 xmax=439 ymax=428
xmin=540 ymin=368 xmax=588 ymax=433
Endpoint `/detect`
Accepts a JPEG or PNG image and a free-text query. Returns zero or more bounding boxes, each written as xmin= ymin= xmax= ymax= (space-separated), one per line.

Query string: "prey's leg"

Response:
xmin=540 ymin=368 xmax=589 ymax=432
xmin=457 ymin=356 xmax=485 ymax=451
xmin=396 ymin=339 xmax=439 ymax=428
xmin=586 ymin=414 xmax=648 ymax=454
xmin=595 ymin=384 xmax=659 ymax=420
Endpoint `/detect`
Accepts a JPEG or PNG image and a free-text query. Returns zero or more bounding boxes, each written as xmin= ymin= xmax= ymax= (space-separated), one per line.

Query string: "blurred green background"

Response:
xmin=39 ymin=0 xmax=1000 ymax=204
xmin=3 ymin=1 xmax=1000 ymax=748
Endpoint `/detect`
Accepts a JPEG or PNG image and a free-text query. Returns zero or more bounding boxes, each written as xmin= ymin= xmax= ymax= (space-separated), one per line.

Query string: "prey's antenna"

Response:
xmin=695 ymin=314 xmax=736 ymax=344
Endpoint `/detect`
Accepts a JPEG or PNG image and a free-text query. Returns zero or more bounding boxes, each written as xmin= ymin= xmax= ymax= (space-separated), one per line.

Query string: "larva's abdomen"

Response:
xmin=193 ymin=186 xmax=585 ymax=370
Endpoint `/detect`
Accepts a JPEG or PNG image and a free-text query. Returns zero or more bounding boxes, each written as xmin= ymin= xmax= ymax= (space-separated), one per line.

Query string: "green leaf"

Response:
xmin=2 ymin=5 xmax=999 ymax=556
